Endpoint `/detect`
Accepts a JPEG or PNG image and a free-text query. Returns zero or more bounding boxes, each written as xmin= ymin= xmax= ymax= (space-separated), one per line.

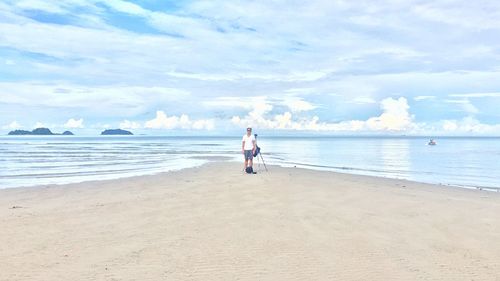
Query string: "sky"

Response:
xmin=1 ymin=0 xmax=500 ymax=135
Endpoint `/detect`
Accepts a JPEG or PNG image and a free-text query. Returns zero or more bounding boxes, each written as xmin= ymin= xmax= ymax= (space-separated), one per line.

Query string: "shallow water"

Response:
xmin=0 ymin=136 xmax=499 ymax=190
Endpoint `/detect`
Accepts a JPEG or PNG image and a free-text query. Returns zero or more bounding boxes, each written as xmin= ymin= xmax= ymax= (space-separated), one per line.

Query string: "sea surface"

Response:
xmin=1 ymin=136 xmax=499 ymax=190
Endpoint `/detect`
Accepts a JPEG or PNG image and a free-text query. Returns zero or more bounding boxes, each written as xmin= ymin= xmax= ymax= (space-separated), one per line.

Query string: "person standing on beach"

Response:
xmin=242 ymin=127 xmax=256 ymax=171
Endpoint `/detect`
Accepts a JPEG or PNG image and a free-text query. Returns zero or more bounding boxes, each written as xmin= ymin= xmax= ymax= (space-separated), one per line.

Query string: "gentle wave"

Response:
xmin=1 ymin=136 xmax=499 ymax=190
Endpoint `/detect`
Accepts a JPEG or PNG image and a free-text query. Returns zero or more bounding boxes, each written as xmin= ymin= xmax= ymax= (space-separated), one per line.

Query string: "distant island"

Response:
xmin=7 ymin=127 xmax=132 ymax=136
xmin=8 ymin=128 xmax=74 ymax=136
xmin=101 ymin=129 xmax=133 ymax=135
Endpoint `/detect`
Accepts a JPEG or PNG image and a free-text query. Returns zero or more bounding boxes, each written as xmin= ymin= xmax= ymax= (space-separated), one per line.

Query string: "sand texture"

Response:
xmin=1 ymin=162 xmax=500 ymax=280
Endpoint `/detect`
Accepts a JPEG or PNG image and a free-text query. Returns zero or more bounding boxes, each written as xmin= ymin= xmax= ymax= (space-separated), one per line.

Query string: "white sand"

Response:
xmin=1 ymin=162 xmax=500 ymax=280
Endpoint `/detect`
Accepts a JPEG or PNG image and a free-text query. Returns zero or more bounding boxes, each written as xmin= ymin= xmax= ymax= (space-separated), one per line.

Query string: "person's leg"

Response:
xmin=243 ymin=150 xmax=249 ymax=170
xmin=248 ymin=151 xmax=253 ymax=167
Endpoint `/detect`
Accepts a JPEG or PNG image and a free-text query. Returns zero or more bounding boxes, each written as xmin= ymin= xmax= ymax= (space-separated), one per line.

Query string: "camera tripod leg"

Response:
xmin=260 ymin=153 xmax=268 ymax=172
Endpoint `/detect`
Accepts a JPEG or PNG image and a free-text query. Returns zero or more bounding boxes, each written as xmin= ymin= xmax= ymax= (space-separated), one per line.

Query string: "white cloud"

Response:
xmin=15 ymin=0 xmax=67 ymax=14
xmin=145 ymin=112 xmax=188 ymax=129
xmin=64 ymin=118 xmax=84 ymax=128
xmin=232 ymin=97 xmax=414 ymax=132
xmin=203 ymin=96 xmax=270 ymax=110
xmin=284 ymin=88 xmax=316 ymax=94
xmin=0 ymin=82 xmax=190 ymax=117
xmin=206 ymin=96 xmax=316 ymax=114
xmin=440 ymin=116 xmax=500 ymax=134
xmin=103 ymin=0 xmax=148 ymax=16
xmin=33 ymin=122 xmax=46 ymax=128
xmin=414 ymin=95 xmax=435 ymax=101
xmin=445 ymin=99 xmax=479 ymax=114
xmin=463 ymin=103 xmax=479 ymax=114
xmin=1 ymin=1 xmax=500 ymax=135
xmin=229 ymin=100 xmax=273 ymax=128
xmin=449 ymin=92 xmax=500 ymax=98
xmin=2 ymin=121 xmax=22 ymax=130
xmin=192 ymin=119 xmax=216 ymax=130
xmin=119 ymin=120 xmax=142 ymax=130
xmin=230 ymin=96 xmax=500 ymax=134
xmin=365 ymin=97 xmax=413 ymax=131
xmin=349 ymin=96 xmax=377 ymax=104
xmin=413 ymin=2 xmax=500 ymax=30
xmin=283 ymin=98 xmax=317 ymax=112
xmin=442 ymin=120 xmax=458 ymax=131
xmin=166 ymin=70 xmax=331 ymax=82
xmin=90 ymin=123 xmax=111 ymax=129
xmin=144 ymin=111 xmax=214 ymax=130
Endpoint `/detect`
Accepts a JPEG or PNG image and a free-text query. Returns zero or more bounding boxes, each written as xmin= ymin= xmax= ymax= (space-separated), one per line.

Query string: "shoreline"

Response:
xmin=2 ymin=159 xmax=499 ymax=193
xmin=1 ymin=161 xmax=500 ymax=280
xmin=2 ymin=136 xmax=499 ymax=191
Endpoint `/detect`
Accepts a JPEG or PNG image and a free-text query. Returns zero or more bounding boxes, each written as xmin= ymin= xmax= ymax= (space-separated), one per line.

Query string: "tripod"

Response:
xmin=254 ymin=134 xmax=268 ymax=172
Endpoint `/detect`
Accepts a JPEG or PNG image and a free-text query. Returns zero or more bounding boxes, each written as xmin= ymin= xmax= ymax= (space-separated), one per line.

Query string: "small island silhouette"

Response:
xmin=8 ymin=128 xmax=74 ymax=136
xmin=101 ymin=129 xmax=133 ymax=135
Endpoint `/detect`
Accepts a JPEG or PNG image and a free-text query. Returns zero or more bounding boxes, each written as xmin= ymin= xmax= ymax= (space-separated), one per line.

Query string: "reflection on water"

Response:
xmin=1 ymin=136 xmax=499 ymax=190
xmin=379 ymin=139 xmax=411 ymax=179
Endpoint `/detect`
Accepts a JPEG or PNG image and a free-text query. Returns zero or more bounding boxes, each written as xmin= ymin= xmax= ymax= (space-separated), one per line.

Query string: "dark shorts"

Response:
xmin=244 ymin=150 xmax=253 ymax=160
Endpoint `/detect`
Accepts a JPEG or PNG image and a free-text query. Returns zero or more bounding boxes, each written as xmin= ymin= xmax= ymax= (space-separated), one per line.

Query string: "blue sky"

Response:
xmin=1 ymin=0 xmax=500 ymax=135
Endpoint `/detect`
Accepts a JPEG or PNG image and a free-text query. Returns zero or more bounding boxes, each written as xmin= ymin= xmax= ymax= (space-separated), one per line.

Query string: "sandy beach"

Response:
xmin=1 ymin=162 xmax=499 ymax=281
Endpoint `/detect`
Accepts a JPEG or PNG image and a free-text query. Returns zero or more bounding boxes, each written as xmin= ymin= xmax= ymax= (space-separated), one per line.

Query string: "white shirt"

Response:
xmin=242 ymin=134 xmax=255 ymax=150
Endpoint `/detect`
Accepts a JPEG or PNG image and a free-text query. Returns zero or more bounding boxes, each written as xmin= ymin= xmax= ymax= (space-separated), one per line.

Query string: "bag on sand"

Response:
xmin=245 ymin=166 xmax=254 ymax=174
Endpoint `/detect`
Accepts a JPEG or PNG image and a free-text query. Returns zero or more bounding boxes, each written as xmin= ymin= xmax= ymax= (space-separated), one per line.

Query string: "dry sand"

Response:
xmin=1 ymin=162 xmax=499 ymax=281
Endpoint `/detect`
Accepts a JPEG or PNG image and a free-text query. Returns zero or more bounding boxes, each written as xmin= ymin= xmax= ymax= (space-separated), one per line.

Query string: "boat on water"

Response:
xmin=428 ymin=139 xmax=437 ymax=146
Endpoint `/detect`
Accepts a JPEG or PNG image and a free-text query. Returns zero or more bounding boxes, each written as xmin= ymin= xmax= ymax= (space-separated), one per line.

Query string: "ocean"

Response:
xmin=1 ymin=136 xmax=499 ymax=190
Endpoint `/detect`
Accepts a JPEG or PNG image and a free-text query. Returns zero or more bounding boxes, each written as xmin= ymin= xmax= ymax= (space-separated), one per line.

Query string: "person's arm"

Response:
xmin=252 ymin=138 xmax=256 ymax=153
xmin=242 ymin=138 xmax=245 ymax=154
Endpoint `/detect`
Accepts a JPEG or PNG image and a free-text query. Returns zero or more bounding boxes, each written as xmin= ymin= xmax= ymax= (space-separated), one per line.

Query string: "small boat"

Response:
xmin=428 ymin=139 xmax=437 ymax=146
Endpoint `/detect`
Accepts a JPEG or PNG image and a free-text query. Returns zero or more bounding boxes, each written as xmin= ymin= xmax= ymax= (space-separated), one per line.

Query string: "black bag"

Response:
xmin=245 ymin=166 xmax=254 ymax=174
xmin=253 ymin=146 xmax=260 ymax=157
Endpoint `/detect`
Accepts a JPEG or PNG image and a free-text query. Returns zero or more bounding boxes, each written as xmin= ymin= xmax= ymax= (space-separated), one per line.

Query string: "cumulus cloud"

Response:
xmin=1 ymin=1 xmax=500 ymax=134
xmin=144 ymin=111 xmax=214 ymax=130
xmin=232 ymin=97 xmax=414 ymax=132
xmin=2 ymin=121 xmax=22 ymax=130
xmin=365 ymin=97 xmax=413 ymax=131
xmin=191 ymin=119 xmax=216 ymax=130
xmin=230 ymin=96 xmax=500 ymax=134
xmin=441 ymin=116 xmax=500 ymax=134
xmin=64 ymin=118 xmax=84 ymax=128
xmin=119 ymin=120 xmax=142 ymax=130
xmin=116 ymin=111 xmax=215 ymax=130
xmin=442 ymin=120 xmax=458 ymax=131
xmin=145 ymin=111 xmax=189 ymax=129
xmin=283 ymin=98 xmax=317 ymax=112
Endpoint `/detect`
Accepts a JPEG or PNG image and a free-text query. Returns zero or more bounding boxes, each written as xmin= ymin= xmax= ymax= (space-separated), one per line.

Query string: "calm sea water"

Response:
xmin=0 ymin=136 xmax=499 ymax=190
